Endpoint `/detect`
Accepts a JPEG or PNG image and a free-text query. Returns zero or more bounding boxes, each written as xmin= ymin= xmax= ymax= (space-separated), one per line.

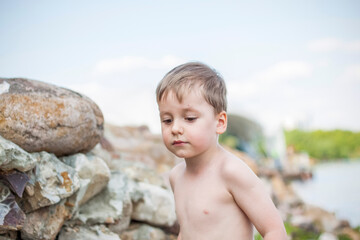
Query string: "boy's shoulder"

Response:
xmin=220 ymin=148 xmax=252 ymax=172
xmin=169 ymin=161 xmax=185 ymax=187
xmin=219 ymin=148 xmax=259 ymax=188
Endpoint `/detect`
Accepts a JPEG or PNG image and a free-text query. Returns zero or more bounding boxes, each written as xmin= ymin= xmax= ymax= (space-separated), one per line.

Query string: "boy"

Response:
xmin=156 ymin=62 xmax=287 ymax=240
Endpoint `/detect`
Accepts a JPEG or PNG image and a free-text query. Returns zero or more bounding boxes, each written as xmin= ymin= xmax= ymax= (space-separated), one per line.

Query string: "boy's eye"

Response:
xmin=162 ymin=119 xmax=172 ymax=124
xmin=185 ymin=117 xmax=197 ymax=122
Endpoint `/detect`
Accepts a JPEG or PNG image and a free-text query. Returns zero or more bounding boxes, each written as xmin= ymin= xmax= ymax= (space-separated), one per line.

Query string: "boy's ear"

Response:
xmin=216 ymin=111 xmax=227 ymax=134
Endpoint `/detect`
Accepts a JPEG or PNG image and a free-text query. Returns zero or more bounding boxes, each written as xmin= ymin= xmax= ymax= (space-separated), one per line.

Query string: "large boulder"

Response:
xmin=0 ymin=78 xmax=103 ymax=156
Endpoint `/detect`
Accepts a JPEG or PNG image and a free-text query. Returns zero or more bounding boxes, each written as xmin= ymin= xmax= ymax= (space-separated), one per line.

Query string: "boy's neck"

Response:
xmin=184 ymin=144 xmax=223 ymax=175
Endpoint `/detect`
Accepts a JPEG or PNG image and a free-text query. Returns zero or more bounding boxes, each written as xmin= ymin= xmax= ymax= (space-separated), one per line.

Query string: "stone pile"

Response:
xmin=0 ymin=133 xmax=178 ymax=240
xmin=0 ymin=78 xmax=179 ymax=240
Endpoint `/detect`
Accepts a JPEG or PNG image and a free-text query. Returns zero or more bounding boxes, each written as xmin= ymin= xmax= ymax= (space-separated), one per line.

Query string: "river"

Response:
xmin=291 ymin=160 xmax=360 ymax=227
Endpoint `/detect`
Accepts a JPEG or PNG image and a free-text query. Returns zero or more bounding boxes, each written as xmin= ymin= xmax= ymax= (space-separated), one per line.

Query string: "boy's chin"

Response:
xmin=169 ymin=150 xmax=188 ymax=159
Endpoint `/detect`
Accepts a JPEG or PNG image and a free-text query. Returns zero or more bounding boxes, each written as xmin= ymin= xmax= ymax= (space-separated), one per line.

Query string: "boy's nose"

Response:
xmin=171 ymin=121 xmax=184 ymax=135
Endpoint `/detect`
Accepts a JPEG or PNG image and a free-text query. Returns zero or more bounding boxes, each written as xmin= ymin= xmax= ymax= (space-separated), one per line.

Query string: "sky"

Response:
xmin=1 ymin=0 xmax=359 ymax=135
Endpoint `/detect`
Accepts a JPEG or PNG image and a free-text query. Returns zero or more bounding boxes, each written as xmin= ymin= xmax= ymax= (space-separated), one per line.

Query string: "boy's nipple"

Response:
xmin=203 ymin=209 xmax=209 ymax=215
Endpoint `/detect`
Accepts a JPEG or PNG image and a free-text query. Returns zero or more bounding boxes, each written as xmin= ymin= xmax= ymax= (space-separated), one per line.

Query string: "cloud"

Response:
xmin=340 ymin=64 xmax=360 ymax=83
xmin=226 ymin=61 xmax=317 ymax=133
xmin=253 ymin=61 xmax=312 ymax=83
xmin=228 ymin=61 xmax=312 ymax=98
xmin=94 ymin=55 xmax=185 ymax=75
xmin=308 ymin=38 xmax=360 ymax=52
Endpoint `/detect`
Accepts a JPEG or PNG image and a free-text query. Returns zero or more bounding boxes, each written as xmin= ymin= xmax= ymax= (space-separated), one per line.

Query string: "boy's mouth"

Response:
xmin=172 ymin=140 xmax=186 ymax=145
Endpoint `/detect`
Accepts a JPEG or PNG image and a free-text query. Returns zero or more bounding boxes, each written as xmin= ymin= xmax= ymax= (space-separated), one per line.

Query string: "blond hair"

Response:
xmin=156 ymin=62 xmax=227 ymax=114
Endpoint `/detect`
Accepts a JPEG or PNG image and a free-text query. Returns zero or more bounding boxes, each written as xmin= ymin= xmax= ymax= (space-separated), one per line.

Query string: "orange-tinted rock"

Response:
xmin=0 ymin=78 xmax=103 ymax=156
xmin=21 ymin=200 xmax=71 ymax=240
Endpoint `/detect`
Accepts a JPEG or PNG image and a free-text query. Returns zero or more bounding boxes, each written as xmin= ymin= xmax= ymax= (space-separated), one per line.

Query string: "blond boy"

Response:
xmin=156 ymin=62 xmax=287 ymax=240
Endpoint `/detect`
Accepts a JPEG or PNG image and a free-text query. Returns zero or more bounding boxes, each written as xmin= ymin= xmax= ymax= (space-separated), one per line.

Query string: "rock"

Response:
xmin=61 ymin=153 xmax=110 ymax=208
xmin=0 ymin=231 xmax=18 ymax=240
xmin=289 ymin=214 xmax=318 ymax=232
xmin=340 ymin=227 xmax=360 ymax=240
xmin=0 ymin=136 xmax=37 ymax=172
xmin=0 ymin=170 xmax=29 ymax=197
xmin=319 ymin=232 xmax=338 ymax=240
xmin=111 ymin=159 xmax=168 ymax=189
xmin=131 ymin=182 xmax=176 ymax=227
xmin=69 ymin=171 xmax=133 ymax=234
xmin=20 ymin=152 xmax=80 ymax=212
xmin=303 ymin=205 xmax=343 ymax=233
xmin=104 ymin=124 xmax=178 ymax=173
xmin=120 ymin=223 xmax=167 ymax=240
xmin=271 ymin=174 xmax=301 ymax=207
xmin=58 ymin=225 xmax=120 ymax=240
xmin=21 ymin=200 xmax=71 ymax=240
xmin=90 ymin=142 xmax=115 ymax=167
xmin=0 ymin=78 xmax=103 ymax=156
xmin=0 ymin=183 xmax=26 ymax=232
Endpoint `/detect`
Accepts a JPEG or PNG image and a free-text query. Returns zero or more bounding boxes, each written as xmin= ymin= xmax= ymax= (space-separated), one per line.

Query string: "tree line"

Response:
xmin=284 ymin=129 xmax=360 ymax=161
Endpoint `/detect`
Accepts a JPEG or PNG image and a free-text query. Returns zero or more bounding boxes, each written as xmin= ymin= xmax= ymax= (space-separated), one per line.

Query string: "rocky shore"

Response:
xmin=0 ymin=78 xmax=359 ymax=240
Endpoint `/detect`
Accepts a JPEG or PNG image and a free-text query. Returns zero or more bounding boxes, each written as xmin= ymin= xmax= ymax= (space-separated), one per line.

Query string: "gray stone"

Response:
xmin=69 ymin=171 xmax=133 ymax=234
xmin=120 ymin=224 xmax=167 ymax=240
xmin=20 ymin=152 xmax=80 ymax=212
xmin=0 ymin=78 xmax=104 ymax=156
xmin=58 ymin=225 xmax=120 ymax=240
xmin=90 ymin=143 xmax=114 ymax=167
xmin=319 ymin=232 xmax=338 ymax=240
xmin=111 ymin=159 xmax=168 ymax=189
xmin=0 ymin=135 xmax=37 ymax=172
xmin=61 ymin=153 xmax=110 ymax=209
xmin=131 ymin=182 xmax=176 ymax=227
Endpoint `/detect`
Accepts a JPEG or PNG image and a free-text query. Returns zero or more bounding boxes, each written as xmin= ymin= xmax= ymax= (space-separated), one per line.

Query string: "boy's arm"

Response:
xmin=169 ymin=163 xmax=183 ymax=240
xmin=223 ymin=160 xmax=287 ymax=240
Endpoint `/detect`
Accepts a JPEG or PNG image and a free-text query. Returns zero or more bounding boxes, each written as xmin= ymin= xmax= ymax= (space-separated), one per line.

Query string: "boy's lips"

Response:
xmin=172 ymin=140 xmax=187 ymax=145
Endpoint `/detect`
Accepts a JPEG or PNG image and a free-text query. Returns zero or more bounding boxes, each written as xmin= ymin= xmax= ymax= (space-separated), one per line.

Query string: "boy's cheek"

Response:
xmin=161 ymin=131 xmax=170 ymax=145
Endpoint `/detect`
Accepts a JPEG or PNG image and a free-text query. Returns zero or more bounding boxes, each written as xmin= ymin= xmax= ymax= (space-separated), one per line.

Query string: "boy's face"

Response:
xmin=158 ymin=89 xmax=224 ymax=160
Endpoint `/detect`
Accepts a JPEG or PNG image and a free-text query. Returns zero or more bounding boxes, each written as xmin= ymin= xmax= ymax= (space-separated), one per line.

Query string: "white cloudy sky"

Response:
xmin=1 ymin=1 xmax=359 ymax=135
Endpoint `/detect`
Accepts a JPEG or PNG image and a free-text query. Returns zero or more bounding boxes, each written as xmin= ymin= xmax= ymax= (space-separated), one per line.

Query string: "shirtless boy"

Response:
xmin=156 ymin=62 xmax=287 ymax=240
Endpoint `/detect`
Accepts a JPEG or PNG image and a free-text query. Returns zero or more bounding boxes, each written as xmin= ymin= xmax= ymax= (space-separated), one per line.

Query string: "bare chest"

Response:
xmin=173 ymin=174 xmax=241 ymax=230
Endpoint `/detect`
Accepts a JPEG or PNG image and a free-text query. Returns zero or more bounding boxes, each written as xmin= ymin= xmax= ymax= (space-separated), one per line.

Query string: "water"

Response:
xmin=292 ymin=160 xmax=360 ymax=227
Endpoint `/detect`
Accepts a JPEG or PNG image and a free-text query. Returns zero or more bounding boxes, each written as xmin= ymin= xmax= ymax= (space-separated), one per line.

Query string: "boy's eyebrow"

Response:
xmin=159 ymin=107 xmax=199 ymax=116
xmin=159 ymin=111 xmax=172 ymax=117
xmin=182 ymin=106 xmax=200 ymax=112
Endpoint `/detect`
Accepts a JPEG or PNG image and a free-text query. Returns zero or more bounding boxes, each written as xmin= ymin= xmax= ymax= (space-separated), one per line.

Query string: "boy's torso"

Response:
xmin=172 ymin=158 xmax=253 ymax=240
